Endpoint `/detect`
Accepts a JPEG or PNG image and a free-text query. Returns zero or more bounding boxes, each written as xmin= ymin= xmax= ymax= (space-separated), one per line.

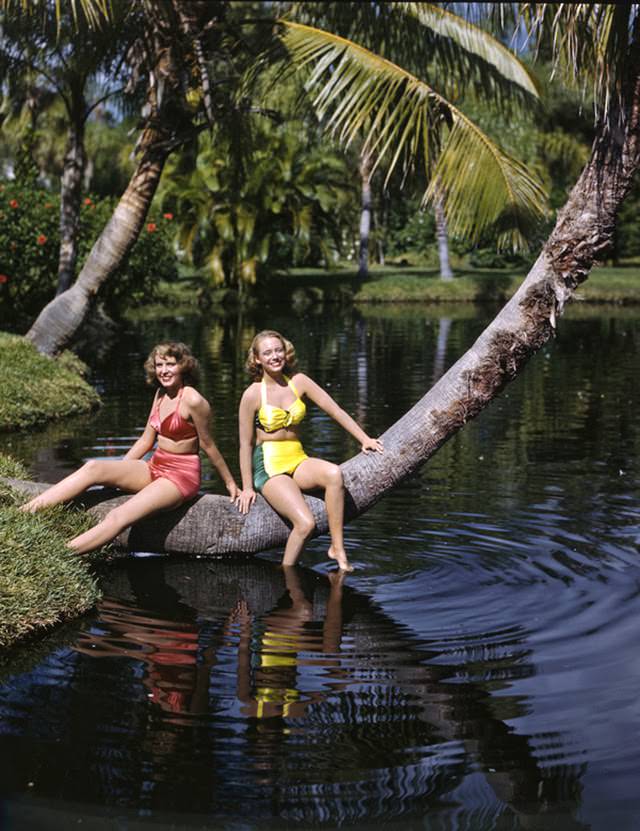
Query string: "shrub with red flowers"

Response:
xmin=0 ymin=181 xmax=178 ymax=327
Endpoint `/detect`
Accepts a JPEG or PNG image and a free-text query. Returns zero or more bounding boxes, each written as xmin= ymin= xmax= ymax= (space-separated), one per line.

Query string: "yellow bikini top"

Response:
xmin=256 ymin=375 xmax=306 ymax=433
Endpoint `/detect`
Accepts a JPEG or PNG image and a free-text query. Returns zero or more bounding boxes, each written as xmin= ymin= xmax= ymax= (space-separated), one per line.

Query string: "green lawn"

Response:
xmin=276 ymin=262 xmax=640 ymax=305
xmin=355 ymin=264 xmax=640 ymax=304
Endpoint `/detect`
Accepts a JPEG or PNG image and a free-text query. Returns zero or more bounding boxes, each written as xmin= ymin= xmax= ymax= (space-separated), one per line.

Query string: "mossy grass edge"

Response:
xmin=0 ymin=454 xmax=101 ymax=650
xmin=0 ymin=332 xmax=100 ymax=432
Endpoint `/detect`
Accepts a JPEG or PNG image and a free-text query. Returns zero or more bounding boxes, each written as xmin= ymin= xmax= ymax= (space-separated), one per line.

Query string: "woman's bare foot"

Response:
xmin=328 ymin=546 xmax=354 ymax=572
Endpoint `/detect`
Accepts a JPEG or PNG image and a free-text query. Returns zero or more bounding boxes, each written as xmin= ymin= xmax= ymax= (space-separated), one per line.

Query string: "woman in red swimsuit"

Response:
xmin=21 ymin=341 xmax=240 ymax=554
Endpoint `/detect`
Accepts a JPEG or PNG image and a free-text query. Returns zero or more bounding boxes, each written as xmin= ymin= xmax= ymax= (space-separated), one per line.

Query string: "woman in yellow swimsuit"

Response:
xmin=237 ymin=330 xmax=383 ymax=571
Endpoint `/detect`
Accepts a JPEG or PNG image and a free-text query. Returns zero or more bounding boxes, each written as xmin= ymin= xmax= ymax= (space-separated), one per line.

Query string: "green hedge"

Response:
xmin=0 ymin=333 xmax=100 ymax=431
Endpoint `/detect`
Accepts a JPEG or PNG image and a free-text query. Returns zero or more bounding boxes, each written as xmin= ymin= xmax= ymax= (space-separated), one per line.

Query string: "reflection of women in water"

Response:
xmin=21 ymin=341 xmax=240 ymax=554
xmin=237 ymin=330 xmax=383 ymax=571
xmin=75 ymin=598 xmax=205 ymax=716
xmin=232 ymin=567 xmax=346 ymax=720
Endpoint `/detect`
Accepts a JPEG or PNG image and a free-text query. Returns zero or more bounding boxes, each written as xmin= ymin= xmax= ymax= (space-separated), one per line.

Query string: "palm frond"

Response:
xmin=394 ymin=3 xmax=539 ymax=97
xmin=286 ymin=1 xmax=540 ymax=108
xmin=427 ymin=113 xmax=547 ymax=250
xmin=281 ymin=20 xmax=547 ymax=247
xmin=519 ymin=3 xmax=635 ymax=121
xmin=0 ymin=0 xmax=112 ymax=31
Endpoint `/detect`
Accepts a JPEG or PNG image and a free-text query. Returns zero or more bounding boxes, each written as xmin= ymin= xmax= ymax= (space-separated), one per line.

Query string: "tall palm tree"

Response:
xmin=9 ymin=0 xmax=228 ymax=355
xmin=283 ymin=2 xmax=548 ymax=276
xmin=357 ymin=149 xmax=374 ymax=279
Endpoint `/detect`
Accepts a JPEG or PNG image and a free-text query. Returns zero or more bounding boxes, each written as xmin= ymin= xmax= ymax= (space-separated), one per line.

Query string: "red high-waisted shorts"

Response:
xmin=147 ymin=448 xmax=201 ymax=500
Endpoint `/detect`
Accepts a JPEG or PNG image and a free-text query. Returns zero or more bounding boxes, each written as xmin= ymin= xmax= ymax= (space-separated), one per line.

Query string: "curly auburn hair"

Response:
xmin=245 ymin=330 xmax=297 ymax=381
xmin=144 ymin=342 xmax=201 ymax=387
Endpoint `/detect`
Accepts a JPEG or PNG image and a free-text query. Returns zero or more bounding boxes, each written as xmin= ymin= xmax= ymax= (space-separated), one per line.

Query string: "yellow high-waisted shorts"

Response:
xmin=253 ymin=440 xmax=308 ymax=491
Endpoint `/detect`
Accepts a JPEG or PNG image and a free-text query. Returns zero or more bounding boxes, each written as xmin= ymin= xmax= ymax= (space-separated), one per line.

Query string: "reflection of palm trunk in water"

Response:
xmin=69 ymin=560 xmax=586 ymax=827
xmin=432 ymin=317 xmax=452 ymax=384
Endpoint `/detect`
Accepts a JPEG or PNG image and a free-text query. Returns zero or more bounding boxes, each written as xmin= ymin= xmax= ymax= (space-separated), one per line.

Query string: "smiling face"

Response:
xmin=154 ymin=353 xmax=182 ymax=390
xmin=256 ymin=336 xmax=286 ymax=374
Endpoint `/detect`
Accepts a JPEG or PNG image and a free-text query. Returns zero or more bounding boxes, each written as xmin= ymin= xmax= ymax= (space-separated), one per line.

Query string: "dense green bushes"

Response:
xmin=0 ymin=181 xmax=177 ymax=327
xmin=0 ymin=332 xmax=100 ymax=431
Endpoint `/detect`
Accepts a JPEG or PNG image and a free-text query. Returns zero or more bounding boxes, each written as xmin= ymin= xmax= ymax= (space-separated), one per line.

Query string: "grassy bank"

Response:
xmin=0 ymin=454 xmax=101 ymax=650
xmin=0 ymin=332 xmax=100 ymax=431
xmin=273 ymin=263 xmax=640 ymax=305
xmin=354 ymin=264 xmax=640 ymax=304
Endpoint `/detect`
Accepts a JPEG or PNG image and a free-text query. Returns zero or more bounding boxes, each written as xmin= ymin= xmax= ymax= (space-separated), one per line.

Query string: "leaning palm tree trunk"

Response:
xmin=26 ymin=127 xmax=169 ymax=356
xmin=24 ymin=0 xmax=221 ymax=357
xmin=9 ymin=90 xmax=639 ymax=556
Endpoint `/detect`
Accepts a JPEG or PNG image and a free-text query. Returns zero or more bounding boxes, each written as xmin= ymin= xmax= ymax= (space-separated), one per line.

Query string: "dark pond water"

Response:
xmin=1 ymin=301 xmax=640 ymax=830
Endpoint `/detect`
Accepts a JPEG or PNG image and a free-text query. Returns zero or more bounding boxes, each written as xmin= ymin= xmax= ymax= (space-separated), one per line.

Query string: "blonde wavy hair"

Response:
xmin=144 ymin=342 xmax=200 ymax=387
xmin=246 ymin=330 xmax=297 ymax=381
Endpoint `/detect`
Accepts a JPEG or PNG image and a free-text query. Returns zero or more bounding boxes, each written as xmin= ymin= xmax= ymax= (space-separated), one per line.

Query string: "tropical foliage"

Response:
xmin=160 ymin=120 xmax=357 ymax=292
xmin=278 ymin=4 xmax=548 ymax=251
xmin=0 ymin=181 xmax=176 ymax=325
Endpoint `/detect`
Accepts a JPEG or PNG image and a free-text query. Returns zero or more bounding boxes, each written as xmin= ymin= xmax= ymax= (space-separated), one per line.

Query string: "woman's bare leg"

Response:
xmin=20 ymin=459 xmax=152 ymax=513
xmin=262 ymin=475 xmax=316 ymax=566
xmin=293 ymin=458 xmax=352 ymax=571
xmin=69 ymin=477 xmax=183 ymax=554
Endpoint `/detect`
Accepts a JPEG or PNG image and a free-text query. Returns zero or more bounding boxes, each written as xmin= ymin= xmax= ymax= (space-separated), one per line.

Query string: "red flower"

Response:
xmin=84 ymin=197 xmax=93 ymax=206
xmin=37 ymin=234 xmax=47 ymax=245
xmin=44 ymin=202 xmax=53 ymax=209
xmin=9 ymin=199 xmax=19 ymax=209
xmin=163 ymin=212 xmax=174 ymax=220
xmin=0 ymin=274 xmax=8 ymax=284
xmin=146 ymin=222 xmax=157 ymax=233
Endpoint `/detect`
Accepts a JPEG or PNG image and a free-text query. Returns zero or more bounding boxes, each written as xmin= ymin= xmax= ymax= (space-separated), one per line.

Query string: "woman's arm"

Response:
xmin=124 ymin=391 xmax=159 ymax=460
xmin=186 ymin=389 xmax=239 ymax=500
xmin=123 ymin=396 xmax=158 ymax=461
xmin=295 ymin=373 xmax=384 ymax=453
xmin=237 ymin=386 xmax=259 ymax=513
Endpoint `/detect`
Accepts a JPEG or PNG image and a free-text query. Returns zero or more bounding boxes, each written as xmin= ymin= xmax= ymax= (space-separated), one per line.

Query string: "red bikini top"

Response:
xmin=149 ymin=387 xmax=198 ymax=441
